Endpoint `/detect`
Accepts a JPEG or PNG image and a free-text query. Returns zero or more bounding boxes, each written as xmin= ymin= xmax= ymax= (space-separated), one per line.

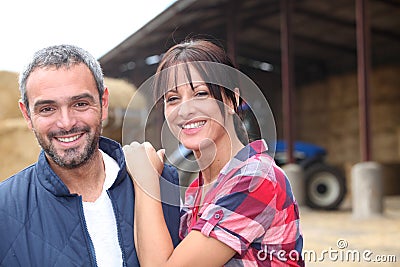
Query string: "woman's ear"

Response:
xmin=227 ymin=87 xmax=240 ymax=115
xmin=228 ymin=107 xmax=236 ymax=115
xmin=234 ymin=87 xmax=240 ymax=108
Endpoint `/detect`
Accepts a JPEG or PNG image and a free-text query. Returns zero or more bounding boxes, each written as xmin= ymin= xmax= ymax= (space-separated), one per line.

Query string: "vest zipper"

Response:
xmin=77 ymin=196 xmax=98 ymax=267
xmin=107 ymin=190 xmax=127 ymax=267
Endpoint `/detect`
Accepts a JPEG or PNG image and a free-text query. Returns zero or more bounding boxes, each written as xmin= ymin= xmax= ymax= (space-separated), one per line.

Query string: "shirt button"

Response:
xmin=214 ymin=210 xmax=223 ymax=220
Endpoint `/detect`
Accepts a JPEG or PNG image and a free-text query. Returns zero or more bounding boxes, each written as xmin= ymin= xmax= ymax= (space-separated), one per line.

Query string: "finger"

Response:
xmin=143 ymin=141 xmax=155 ymax=152
xmin=123 ymin=141 xmax=139 ymax=153
xmin=122 ymin=144 xmax=132 ymax=155
xmin=129 ymin=141 xmax=140 ymax=147
xmin=156 ymin=149 xmax=165 ymax=162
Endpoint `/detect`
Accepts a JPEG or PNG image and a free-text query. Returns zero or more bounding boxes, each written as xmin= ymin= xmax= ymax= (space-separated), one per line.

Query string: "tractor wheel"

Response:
xmin=305 ymin=163 xmax=346 ymax=210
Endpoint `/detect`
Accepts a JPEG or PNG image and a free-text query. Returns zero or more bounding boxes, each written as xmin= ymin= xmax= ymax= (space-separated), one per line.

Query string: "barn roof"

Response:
xmin=99 ymin=0 xmax=400 ymax=88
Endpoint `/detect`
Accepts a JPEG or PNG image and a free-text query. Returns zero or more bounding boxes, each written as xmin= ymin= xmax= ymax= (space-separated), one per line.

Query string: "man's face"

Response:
xmin=19 ymin=63 xmax=109 ymax=168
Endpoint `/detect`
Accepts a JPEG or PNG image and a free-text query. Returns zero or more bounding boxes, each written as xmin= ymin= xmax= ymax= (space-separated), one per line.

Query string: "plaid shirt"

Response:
xmin=179 ymin=140 xmax=304 ymax=266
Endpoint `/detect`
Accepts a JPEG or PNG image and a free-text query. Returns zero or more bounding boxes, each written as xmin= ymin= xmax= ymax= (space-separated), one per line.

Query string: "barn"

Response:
xmin=99 ymin=0 xmax=400 ymax=209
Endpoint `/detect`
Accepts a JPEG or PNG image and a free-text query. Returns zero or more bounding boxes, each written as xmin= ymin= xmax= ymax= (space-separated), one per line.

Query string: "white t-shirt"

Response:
xmin=82 ymin=150 xmax=123 ymax=267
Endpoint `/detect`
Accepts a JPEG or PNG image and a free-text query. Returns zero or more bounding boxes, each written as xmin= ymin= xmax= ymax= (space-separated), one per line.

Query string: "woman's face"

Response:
xmin=164 ymin=79 xmax=230 ymax=152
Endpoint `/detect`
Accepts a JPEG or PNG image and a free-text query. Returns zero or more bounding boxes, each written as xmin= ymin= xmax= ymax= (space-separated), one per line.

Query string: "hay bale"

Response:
xmin=0 ymin=71 xmax=21 ymax=120
xmin=298 ymin=81 xmax=328 ymax=112
xmin=105 ymin=77 xmax=139 ymax=109
xmin=371 ymin=66 xmax=400 ymax=101
xmin=0 ymin=118 xmax=40 ymax=181
xmin=396 ymin=126 xmax=400 ymax=160
xmin=298 ymin=65 xmax=400 ymax=166
xmin=102 ymin=77 xmax=146 ymax=143
xmin=327 ymin=73 xmax=357 ymax=109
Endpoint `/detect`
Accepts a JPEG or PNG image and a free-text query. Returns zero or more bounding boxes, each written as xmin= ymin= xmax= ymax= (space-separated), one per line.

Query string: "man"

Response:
xmin=0 ymin=45 xmax=180 ymax=266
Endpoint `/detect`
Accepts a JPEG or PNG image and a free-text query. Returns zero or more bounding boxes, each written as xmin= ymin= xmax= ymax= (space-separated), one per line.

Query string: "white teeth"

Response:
xmin=182 ymin=121 xmax=205 ymax=129
xmin=57 ymin=135 xmax=81 ymax=143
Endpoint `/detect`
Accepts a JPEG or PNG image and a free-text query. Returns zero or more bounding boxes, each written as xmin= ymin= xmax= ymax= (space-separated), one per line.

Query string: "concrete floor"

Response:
xmin=300 ymin=196 xmax=400 ymax=266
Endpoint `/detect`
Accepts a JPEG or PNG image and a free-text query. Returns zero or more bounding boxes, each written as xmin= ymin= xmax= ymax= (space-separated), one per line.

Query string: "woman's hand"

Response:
xmin=123 ymin=141 xmax=165 ymax=198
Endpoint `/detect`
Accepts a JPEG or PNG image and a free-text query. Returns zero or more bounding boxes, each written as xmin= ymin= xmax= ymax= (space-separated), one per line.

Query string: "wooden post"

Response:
xmin=281 ymin=0 xmax=295 ymax=163
xmin=356 ymin=0 xmax=372 ymax=161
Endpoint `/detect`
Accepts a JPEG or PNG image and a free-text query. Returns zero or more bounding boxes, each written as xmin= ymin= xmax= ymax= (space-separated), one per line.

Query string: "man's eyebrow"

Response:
xmin=71 ymin=93 xmax=96 ymax=102
xmin=33 ymin=93 xmax=96 ymax=109
xmin=33 ymin=99 xmax=56 ymax=110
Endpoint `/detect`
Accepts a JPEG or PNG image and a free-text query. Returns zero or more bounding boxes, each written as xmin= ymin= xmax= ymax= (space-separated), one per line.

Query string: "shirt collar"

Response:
xmin=234 ymin=139 xmax=268 ymax=162
xmin=100 ymin=149 xmax=120 ymax=190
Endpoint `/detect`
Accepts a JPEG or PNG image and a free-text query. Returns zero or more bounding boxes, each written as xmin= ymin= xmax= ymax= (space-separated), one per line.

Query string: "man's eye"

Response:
xmin=39 ymin=107 xmax=55 ymax=113
xmin=75 ymin=102 xmax=89 ymax=108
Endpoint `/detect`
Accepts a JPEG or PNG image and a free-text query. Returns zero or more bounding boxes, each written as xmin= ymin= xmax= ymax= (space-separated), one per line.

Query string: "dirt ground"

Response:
xmin=300 ymin=195 xmax=400 ymax=266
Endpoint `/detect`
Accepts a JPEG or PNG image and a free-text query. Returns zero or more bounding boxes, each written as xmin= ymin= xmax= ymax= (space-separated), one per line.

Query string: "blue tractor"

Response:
xmin=275 ymin=140 xmax=347 ymax=209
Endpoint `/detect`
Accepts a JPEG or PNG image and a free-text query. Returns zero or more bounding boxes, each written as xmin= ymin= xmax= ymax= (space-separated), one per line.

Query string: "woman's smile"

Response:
xmin=181 ymin=120 xmax=206 ymax=130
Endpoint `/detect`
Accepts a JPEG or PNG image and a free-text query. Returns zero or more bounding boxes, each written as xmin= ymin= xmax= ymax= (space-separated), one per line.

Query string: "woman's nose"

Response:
xmin=177 ymin=99 xmax=196 ymax=118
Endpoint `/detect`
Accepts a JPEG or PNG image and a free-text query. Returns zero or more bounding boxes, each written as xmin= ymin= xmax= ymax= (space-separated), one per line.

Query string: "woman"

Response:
xmin=123 ymin=39 xmax=304 ymax=266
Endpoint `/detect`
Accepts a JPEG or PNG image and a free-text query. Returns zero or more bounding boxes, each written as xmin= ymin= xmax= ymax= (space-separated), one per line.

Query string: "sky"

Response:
xmin=0 ymin=0 xmax=176 ymax=73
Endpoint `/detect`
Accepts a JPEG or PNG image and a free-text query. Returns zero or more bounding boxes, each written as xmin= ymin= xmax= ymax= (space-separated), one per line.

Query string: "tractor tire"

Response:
xmin=305 ymin=163 xmax=347 ymax=210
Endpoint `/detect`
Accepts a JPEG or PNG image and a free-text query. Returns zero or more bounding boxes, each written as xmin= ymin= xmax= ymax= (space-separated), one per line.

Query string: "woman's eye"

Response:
xmin=195 ymin=91 xmax=209 ymax=97
xmin=165 ymin=96 xmax=179 ymax=103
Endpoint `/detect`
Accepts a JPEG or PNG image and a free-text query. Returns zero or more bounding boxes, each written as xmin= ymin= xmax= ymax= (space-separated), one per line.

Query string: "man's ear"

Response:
xmin=101 ymin=87 xmax=110 ymax=122
xmin=19 ymin=100 xmax=33 ymax=130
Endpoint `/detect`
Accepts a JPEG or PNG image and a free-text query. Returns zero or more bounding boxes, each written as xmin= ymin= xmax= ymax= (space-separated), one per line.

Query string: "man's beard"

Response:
xmin=34 ymin=124 xmax=102 ymax=169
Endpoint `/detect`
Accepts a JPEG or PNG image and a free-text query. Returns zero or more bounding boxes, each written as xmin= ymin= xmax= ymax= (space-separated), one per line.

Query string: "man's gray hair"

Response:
xmin=19 ymin=44 xmax=105 ymax=114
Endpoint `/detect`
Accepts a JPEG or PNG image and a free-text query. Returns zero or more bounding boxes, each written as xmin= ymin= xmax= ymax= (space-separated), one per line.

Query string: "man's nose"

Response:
xmin=55 ymin=108 xmax=77 ymax=130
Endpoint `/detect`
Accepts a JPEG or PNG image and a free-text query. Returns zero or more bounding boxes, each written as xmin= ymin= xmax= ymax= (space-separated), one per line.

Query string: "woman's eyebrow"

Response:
xmin=165 ymin=88 xmax=178 ymax=94
xmin=193 ymin=83 xmax=206 ymax=89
